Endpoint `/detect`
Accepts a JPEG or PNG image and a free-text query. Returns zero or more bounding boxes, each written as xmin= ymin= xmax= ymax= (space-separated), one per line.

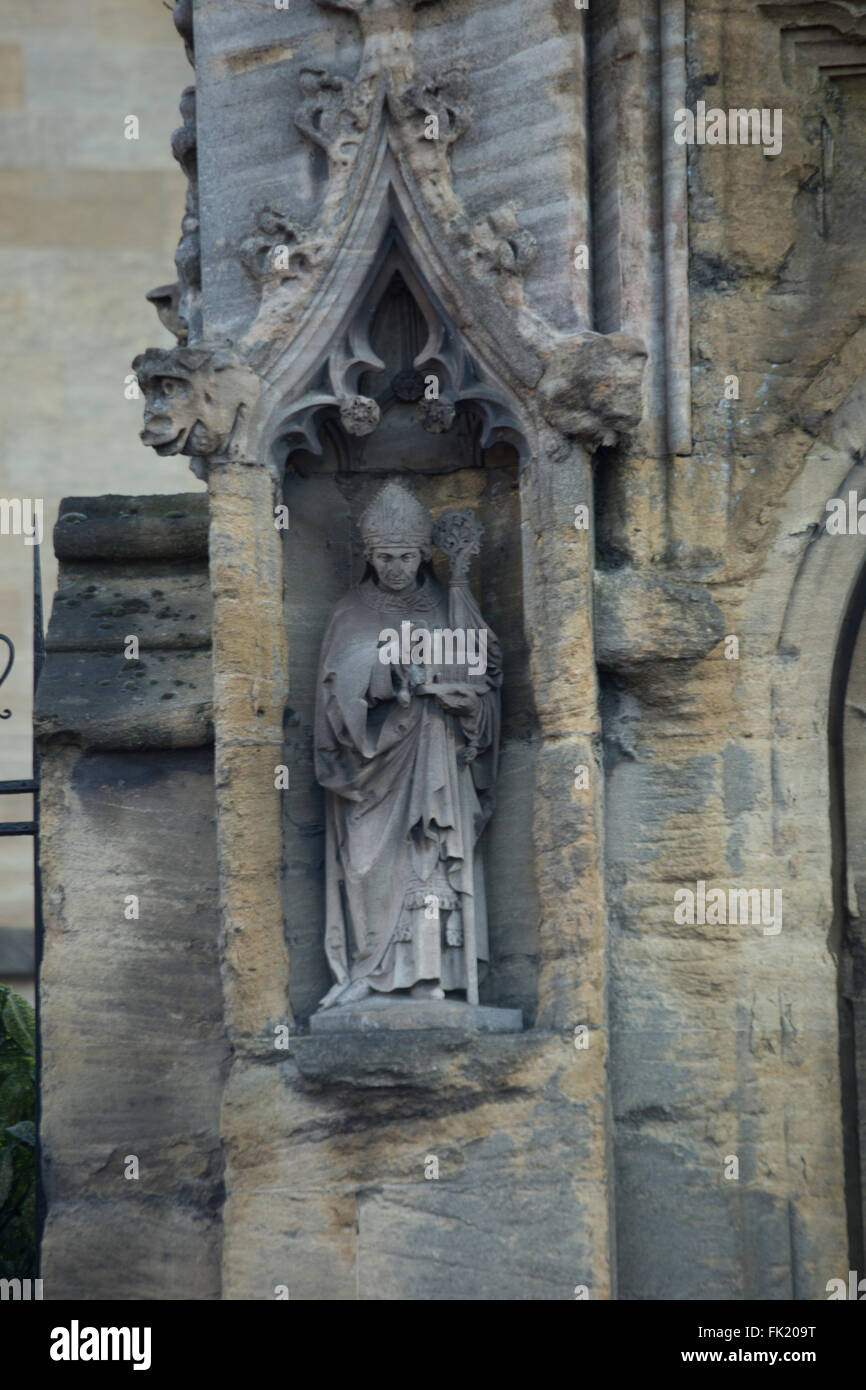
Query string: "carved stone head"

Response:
xmin=360 ymin=481 xmax=434 ymax=587
xmin=132 ymin=346 xmax=259 ymax=460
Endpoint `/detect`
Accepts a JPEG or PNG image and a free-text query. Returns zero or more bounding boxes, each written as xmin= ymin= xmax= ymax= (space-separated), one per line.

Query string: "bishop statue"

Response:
xmin=314 ymin=480 xmax=501 ymax=1009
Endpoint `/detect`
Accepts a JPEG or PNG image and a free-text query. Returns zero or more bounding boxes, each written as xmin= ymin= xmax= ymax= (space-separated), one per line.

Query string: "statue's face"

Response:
xmin=369 ymin=546 xmax=422 ymax=592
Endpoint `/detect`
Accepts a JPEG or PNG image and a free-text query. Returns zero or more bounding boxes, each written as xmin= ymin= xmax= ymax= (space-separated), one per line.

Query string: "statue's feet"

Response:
xmin=341 ymin=979 xmax=374 ymax=1005
xmin=411 ymin=981 xmax=445 ymax=1000
xmin=318 ymin=978 xmax=374 ymax=1010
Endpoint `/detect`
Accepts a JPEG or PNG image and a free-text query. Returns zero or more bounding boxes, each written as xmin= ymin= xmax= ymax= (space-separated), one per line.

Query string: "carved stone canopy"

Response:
xmin=264 ymin=229 xmax=532 ymax=469
xmin=136 ymin=0 xmax=646 ymax=469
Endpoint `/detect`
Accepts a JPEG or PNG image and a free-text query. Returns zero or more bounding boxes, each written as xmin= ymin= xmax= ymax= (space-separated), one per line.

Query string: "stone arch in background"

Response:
xmin=836 ymin=544 xmax=866 ymax=1266
xmin=769 ymin=377 xmax=866 ymax=1269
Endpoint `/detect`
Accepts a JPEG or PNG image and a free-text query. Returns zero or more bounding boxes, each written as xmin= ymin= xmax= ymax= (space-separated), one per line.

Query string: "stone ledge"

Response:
xmin=45 ymin=563 xmax=212 ymax=654
xmin=309 ymin=997 xmax=523 ymax=1034
xmin=289 ymin=1028 xmax=555 ymax=1092
xmin=36 ymin=494 xmax=214 ymax=749
xmin=54 ymin=494 xmax=208 ymax=563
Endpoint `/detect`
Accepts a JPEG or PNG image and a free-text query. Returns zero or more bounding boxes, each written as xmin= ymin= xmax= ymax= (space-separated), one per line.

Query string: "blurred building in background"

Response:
xmin=0 ymin=0 xmax=198 ymax=1002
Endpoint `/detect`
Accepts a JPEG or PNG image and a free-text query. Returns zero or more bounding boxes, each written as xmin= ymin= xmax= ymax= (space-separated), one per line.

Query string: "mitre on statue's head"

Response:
xmin=359 ymin=480 xmax=434 ymax=552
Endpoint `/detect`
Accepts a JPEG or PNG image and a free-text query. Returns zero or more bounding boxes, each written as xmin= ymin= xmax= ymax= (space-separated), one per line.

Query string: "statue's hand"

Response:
xmin=418 ymin=682 xmax=479 ymax=715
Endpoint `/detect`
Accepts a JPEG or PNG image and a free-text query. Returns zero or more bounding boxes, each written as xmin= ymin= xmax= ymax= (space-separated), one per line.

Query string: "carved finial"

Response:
xmin=433 ymin=509 xmax=482 ymax=584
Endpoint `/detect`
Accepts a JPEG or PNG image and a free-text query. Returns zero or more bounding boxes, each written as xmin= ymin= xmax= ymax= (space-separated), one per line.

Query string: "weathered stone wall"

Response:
xmin=33 ymin=0 xmax=866 ymax=1301
xmin=186 ymin=0 xmax=615 ymax=1302
xmin=37 ymin=496 xmax=227 ymax=1299
xmin=601 ymin=0 xmax=864 ymax=1297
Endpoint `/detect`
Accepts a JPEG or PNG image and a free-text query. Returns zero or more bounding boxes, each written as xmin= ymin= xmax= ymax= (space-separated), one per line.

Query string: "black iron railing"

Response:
xmin=0 ymin=546 xmax=43 ymax=831
xmin=0 ymin=544 xmax=45 ymax=1278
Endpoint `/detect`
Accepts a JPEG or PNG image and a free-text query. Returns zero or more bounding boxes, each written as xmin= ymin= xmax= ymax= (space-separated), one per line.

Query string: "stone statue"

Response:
xmin=314 ymin=480 xmax=501 ymax=1010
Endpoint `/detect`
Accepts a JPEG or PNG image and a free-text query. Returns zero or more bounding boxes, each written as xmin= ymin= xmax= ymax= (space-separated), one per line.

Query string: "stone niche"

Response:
xmin=276 ymin=247 xmax=541 ymax=1025
xmin=128 ymin=0 xmax=614 ymax=1301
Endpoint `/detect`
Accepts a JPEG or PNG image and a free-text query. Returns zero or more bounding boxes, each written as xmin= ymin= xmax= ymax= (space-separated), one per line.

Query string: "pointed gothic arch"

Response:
xmin=237 ymin=111 xmax=539 ymax=463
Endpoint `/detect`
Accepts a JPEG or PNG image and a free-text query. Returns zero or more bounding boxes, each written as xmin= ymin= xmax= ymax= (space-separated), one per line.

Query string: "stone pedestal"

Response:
xmin=309 ymin=996 xmax=523 ymax=1034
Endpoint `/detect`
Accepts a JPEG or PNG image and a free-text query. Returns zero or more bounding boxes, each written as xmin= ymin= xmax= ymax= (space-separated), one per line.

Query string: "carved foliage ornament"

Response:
xmin=239 ymin=208 xmax=322 ymax=299
xmin=391 ymin=65 xmax=472 ymax=151
xmin=296 ymin=66 xmax=376 ymax=172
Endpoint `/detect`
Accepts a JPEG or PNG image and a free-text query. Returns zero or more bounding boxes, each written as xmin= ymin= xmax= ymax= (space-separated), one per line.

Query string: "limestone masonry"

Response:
xmin=34 ymin=0 xmax=866 ymax=1300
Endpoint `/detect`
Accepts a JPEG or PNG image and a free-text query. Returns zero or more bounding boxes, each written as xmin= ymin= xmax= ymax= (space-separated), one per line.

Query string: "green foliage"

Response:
xmin=0 ymin=986 xmax=35 ymax=1279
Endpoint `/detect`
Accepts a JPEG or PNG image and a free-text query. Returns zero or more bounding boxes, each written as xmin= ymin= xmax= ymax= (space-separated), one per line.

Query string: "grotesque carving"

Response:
xmin=538 ymin=332 xmax=648 ymax=449
xmin=133 ymin=347 xmax=261 ymax=460
xmin=314 ymin=480 xmax=501 ymax=1010
xmin=146 ymin=84 xmax=199 ymax=344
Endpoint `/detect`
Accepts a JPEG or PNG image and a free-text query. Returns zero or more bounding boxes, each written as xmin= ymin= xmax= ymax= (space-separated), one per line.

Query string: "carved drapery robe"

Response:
xmin=314 ymin=570 xmax=500 ymax=994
